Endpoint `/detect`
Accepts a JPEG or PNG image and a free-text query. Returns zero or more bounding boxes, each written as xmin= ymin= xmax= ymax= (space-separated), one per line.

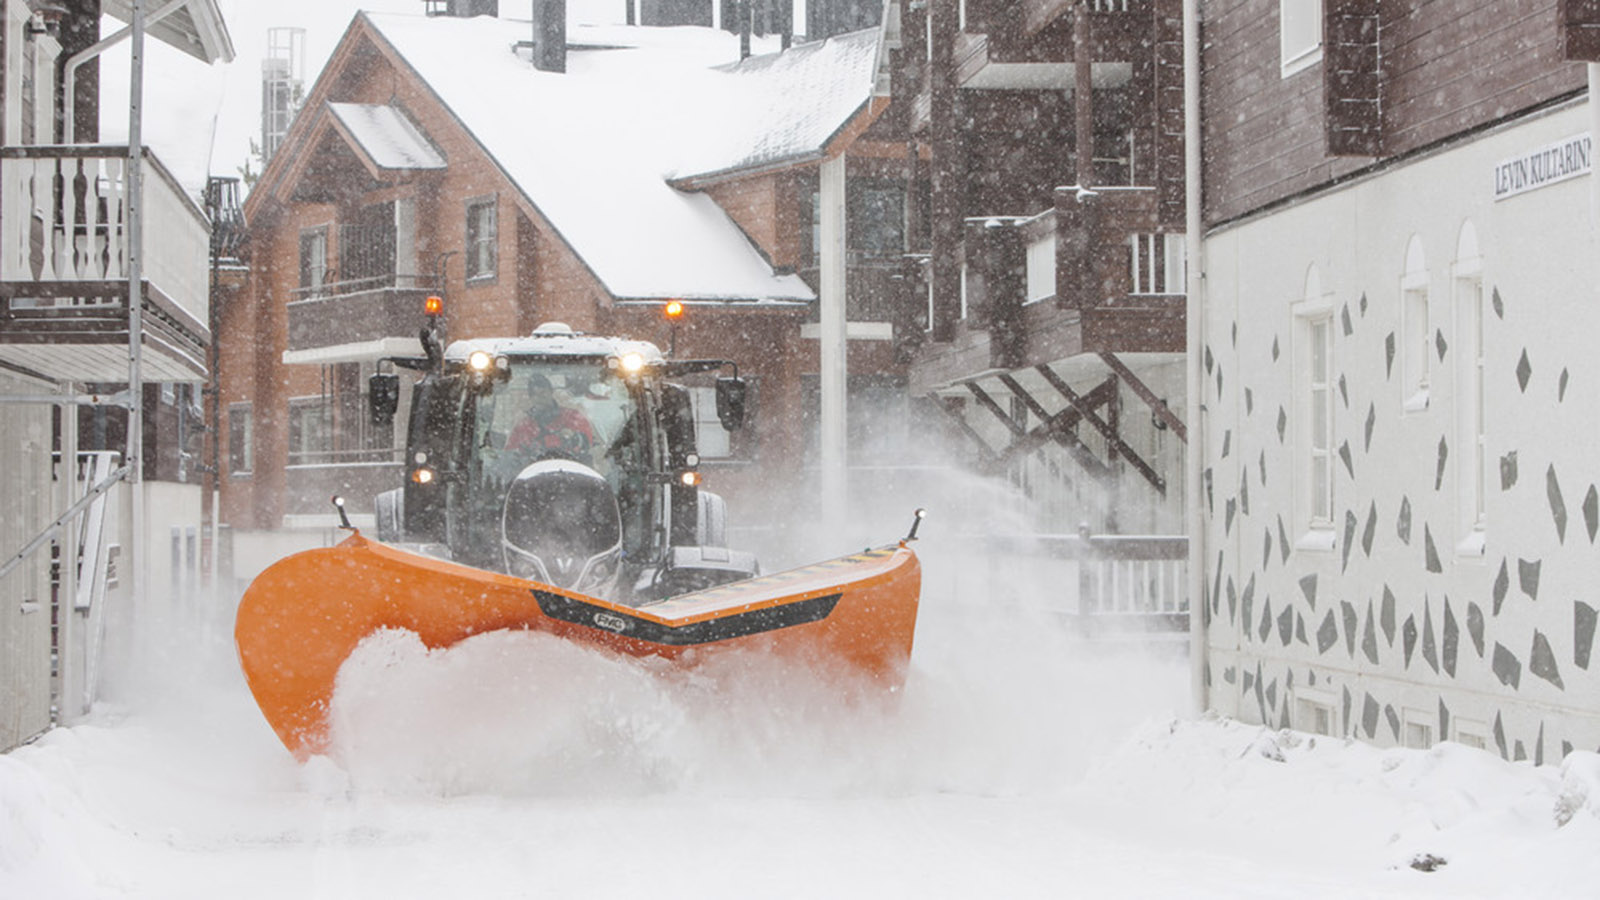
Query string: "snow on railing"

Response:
xmin=0 ymin=147 xmax=210 ymax=328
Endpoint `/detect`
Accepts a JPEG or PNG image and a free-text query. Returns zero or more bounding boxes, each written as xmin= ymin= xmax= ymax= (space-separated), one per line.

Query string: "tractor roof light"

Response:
xmin=664 ymin=300 xmax=684 ymax=320
xmin=411 ymin=467 xmax=435 ymax=485
xmin=424 ymin=295 xmax=444 ymax=316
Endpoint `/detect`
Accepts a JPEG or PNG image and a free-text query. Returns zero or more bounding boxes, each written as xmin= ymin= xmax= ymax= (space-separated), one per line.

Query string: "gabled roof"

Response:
xmin=668 ymin=28 xmax=882 ymax=185
xmin=349 ymin=13 xmax=884 ymax=304
xmin=327 ymin=103 xmax=447 ymax=171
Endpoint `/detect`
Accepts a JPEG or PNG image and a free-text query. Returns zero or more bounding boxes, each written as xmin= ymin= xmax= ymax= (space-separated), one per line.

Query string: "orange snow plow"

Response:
xmin=235 ymin=531 xmax=921 ymax=760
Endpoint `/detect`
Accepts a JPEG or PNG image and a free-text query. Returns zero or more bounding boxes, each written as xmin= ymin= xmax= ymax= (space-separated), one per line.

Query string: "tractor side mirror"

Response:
xmin=714 ymin=376 xmax=747 ymax=431
xmin=369 ymin=373 xmax=401 ymax=427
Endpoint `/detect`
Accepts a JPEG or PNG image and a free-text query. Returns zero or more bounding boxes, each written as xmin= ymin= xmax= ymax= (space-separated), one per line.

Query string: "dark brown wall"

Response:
xmin=1202 ymin=0 xmax=1588 ymax=225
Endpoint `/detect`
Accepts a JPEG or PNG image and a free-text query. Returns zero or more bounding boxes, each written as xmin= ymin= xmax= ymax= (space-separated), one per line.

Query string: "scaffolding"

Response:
xmin=261 ymin=27 xmax=305 ymax=164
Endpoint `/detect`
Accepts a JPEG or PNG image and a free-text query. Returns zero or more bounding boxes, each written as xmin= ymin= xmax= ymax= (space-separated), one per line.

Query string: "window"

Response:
xmin=1026 ymin=231 xmax=1056 ymax=303
xmin=1453 ymin=719 xmax=1488 ymax=750
xmin=1131 ymin=233 xmax=1186 ymax=295
xmin=1296 ymin=693 xmax=1337 ymax=736
xmin=287 ymin=397 xmax=331 ymax=465
xmin=339 ymin=202 xmax=396 ymax=285
xmin=848 ymin=183 xmax=906 ymax=261
xmin=1401 ymin=236 xmax=1430 ymax=412
xmin=1294 ymin=266 xmax=1334 ymax=544
xmin=1403 ymin=711 xmax=1434 ymax=749
xmin=228 ymin=404 xmax=253 ymax=475
xmin=1280 ymin=0 xmax=1322 ymax=76
xmin=1454 ymin=223 xmax=1485 ymax=554
xmin=298 ymin=227 xmax=327 ymax=295
xmin=689 ymin=386 xmax=731 ymax=459
xmin=466 ymin=197 xmax=498 ymax=281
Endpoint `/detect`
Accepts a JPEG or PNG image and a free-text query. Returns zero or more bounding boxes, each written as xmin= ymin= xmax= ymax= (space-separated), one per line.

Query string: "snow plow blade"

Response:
xmin=235 ymin=533 xmax=921 ymax=759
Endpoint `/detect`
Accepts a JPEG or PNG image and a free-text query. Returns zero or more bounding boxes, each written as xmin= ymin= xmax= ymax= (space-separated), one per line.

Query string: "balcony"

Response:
xmin=284 ymin=274 xmax=435 ymax=365
xmin=0 ymin=146 xmax=211 ymax=382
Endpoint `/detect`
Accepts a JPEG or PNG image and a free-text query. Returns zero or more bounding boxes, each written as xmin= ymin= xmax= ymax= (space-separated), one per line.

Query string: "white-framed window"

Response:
xmin=228 ymin=403 xmax=253 ymax=476
xmin=1402 ymin=709 xmax=1435 ymax=749
xmin=1453 ymin=719 xmax=1488 ymax=751
xmin=1280 ymin=0 xmax=1323 ymax=76
xmin=1130 ymin=233 xmax=1186 ymax=295
xmin=287 ymin=396 xmax=331 ymax=466
xmin=465 ymin=196 xmax=498 ymax=281
xmin=1453 ymin=222 xmax=1486 ymax=555
xmin=1294 ymin=265 xmax=1335 ymax=546
xmin=1026 ymin=231 xmax=1056 ymax=303
xmin=298 ymin=226 xmax=328 ymax=295
xmin=1296 ymin=689 xmax=1338 ymax=736
xmin=1401 ymin=235 xmax=1430 ymax=413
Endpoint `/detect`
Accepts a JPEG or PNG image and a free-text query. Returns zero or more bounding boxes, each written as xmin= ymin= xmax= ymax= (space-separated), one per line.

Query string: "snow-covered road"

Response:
xmin=4 ymin=569 xmax=1598 ymax=898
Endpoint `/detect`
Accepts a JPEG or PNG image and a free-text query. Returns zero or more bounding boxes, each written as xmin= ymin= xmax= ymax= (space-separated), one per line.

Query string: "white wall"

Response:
xmin=0 ymin=370 xmax=57 ymax=751
xmin=1201 ymin=101 xmax=1600 ymax=759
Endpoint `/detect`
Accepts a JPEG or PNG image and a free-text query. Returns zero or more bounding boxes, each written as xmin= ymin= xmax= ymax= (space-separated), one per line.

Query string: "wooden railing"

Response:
xmin=0 ymin=146 xmax=210 ymax=328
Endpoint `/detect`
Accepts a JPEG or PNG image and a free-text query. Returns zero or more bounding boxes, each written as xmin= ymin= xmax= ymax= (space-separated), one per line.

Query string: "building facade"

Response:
xmin=1197 ymin=0 xmax=1600 ymax=757
xmin=222 ymin=7 xmax=914 ymax=579
xmin=0 ymin=0 xmax=231 ymax=752
xmin=886 ymin=0 xmax=1190 ymax=541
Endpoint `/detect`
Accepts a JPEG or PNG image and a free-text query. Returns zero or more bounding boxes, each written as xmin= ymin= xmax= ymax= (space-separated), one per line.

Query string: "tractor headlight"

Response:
xmin=468 ymin=350 xmax=493 ymax=373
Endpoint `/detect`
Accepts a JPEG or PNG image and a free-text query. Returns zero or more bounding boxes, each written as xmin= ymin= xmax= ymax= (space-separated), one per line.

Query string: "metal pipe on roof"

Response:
xmin=62 ymin=0 xmax=189 ymax=144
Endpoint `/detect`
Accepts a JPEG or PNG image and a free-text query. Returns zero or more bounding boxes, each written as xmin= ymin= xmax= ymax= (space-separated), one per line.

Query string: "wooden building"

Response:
xmin=0 ymin=0 xmax=232 ymax=752
xmin=1195 ymin=1 xmax=1600 ymax=757
xmin=221 ymin=6 xmax=916 ymax=577
xmin=887 ymin=0 xmax=1191 ymax=539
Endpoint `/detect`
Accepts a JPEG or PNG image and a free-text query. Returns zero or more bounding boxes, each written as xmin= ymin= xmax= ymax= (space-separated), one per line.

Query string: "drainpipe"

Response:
xmin=128 ymin=0 xmax=147 ymax=624
xmin=62 ymin=0 xmax=189 ymax=143
xmin=1182 ymin=0 xmax=1207 ymax=717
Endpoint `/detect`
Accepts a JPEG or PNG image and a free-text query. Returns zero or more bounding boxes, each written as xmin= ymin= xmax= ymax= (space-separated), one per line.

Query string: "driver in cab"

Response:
xmin=505 ymin=373 xmax=594 ymax=461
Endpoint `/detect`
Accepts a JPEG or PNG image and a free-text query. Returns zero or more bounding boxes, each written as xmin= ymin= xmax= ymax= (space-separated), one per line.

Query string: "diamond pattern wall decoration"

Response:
xmin=1382 ymin=586 xmax=1397 ymax=644
xmin=1468 ymin=602 xmax=1486 ymax=656
xmin=1385 ymin=333 xmax=1396 ymax=379
xmin=1493 ymin=560 xmax=1509 ymax=615
xmin=1403 ymin=614 xmax=1419 ymax=667
xmin=1342 ymin=601 xmax=1359 ymax=657
xmin=1559 ymin=368 xmax=1570 ymax=402
xmin=1493 ymin=643 xmax=1522 ymax=688
xmin=1530 ymin=631 xmax=1564 ymax=689
xmin=1516 ymin=350 xmax=1532 ymax=392
xmin=1424 ymin=526 xmax=1442 ymax=573
xmin=1422 ymin=601 xmax=1439 ymax=673
xmin=1435 ymin=437 xmax=1448 ymax=491
xmin=1342 ymin=511 xmax=1357 ymax=572
xmin=1519 ymin=559 xmax=1541 ymax=601
xmin=1317 ymin=611 xmax=1339 ymax=653
xmin=1342 ymin=304 xmax=1353 ymax=336
xmin=1277 ymin=604 xmax=1295 ymax=646
xmin=1365 ymin=403 xmax=1376 ymax=451
xmin=1397 ymin=498 xmax=1413 ymax=544
xmin=1548 ymin=465 xmax=1568 ymax=543
xmin=1299 ymin=573 xmax=1318 ymax=608
xmin=1435 ymin=328 xmax=1447 ymax=361
xmin=1584 ymin=486 xmax=1598 ymax=542
xmin=1443 ymin=598 xmax=1460 ymax=676
xmin=1386 ymin=705 xmax=1401 ymax=741
xmin=1363 ymin=694 xmax=1380 ymax=738
xmin=1362 ymin=503 xmax=1377 ymax=557
xmin=1501 ymin=451 xmax=1519 ymax=490
xmin=1576 ymin=602 xmax=1597 ymax=669
xmin=1362 ymin=602 xmax=1380 ymax=663
xmin=1491 ymin=287 xmax=1504 ymax=319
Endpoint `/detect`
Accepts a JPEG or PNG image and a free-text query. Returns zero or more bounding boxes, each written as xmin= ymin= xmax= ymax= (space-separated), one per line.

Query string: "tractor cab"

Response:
xmin=370 ymin=320 xmax=756 ymax=603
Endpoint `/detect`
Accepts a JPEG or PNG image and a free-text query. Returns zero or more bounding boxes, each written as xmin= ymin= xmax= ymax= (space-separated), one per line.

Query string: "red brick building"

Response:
xmin=221 ymin=8 xmax=916 ymax=575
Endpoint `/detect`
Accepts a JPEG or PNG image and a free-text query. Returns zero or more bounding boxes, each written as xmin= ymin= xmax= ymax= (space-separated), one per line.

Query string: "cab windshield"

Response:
xmin=463 ymin=359 xmax=655 ymax=567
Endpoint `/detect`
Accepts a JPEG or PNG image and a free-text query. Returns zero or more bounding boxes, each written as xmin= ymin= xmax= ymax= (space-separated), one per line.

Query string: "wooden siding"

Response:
xmin=1202 ymin=0 xmax=1587 ymax=225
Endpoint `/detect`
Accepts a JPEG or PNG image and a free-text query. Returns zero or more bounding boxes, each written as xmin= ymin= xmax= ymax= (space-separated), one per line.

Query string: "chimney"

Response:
xmin=425 ymin=1 xmax=499 ymax=16
xmin=529 ymin=0 xmax=567 ymax=72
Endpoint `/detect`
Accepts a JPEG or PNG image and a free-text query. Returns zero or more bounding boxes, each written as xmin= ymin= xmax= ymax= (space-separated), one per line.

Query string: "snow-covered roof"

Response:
xmin=360 ymin=13 xmax=880 ymax=304
xmin=327 ymin=102 xmax=447 ymax=171
xmin=669 ymin=28 xmax=881 ymax=184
